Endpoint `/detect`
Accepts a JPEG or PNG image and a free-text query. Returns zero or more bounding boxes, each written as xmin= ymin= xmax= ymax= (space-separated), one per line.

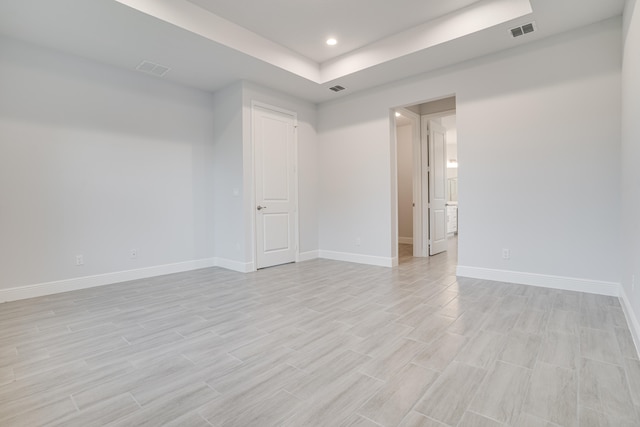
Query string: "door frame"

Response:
xmin=392 ymin=106 xmax=456 ymax=260
xmin=394 ymin=108 xmax=424 ymax=257
xmin=250 ymin=101 xmax=300 ymax=269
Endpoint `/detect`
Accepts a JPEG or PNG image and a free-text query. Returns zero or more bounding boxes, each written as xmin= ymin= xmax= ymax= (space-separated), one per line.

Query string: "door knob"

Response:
xmin=257 ymin=205 xmax=267 ymax=211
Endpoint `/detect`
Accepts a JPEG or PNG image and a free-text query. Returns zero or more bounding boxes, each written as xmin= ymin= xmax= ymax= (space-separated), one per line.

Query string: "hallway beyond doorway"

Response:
xmin=399 ymin=235 xmax=458 ymax=267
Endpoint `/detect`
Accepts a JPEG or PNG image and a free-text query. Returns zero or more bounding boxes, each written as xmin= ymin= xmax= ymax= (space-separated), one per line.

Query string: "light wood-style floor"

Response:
xmin=1 ymin=238 xmax=639 ymax=426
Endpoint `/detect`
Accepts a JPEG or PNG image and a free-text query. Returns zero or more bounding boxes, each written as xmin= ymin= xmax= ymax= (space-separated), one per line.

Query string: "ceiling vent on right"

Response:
xmin=510 ymin=22 xmax=536 ymax=38
xmin=329 ymin=85 xmax=346 ymax=93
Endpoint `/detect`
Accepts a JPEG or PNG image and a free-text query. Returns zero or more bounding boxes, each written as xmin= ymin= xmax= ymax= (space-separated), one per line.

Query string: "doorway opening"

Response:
xmin=394 ymin=96 xmax=458 ymax=265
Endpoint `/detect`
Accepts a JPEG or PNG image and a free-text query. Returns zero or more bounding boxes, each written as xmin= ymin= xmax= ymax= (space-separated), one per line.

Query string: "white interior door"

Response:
xmin=253 ymin=105 xmax=297 ymax=269
xmin=427 ymin=119 xmax=448 ymax=255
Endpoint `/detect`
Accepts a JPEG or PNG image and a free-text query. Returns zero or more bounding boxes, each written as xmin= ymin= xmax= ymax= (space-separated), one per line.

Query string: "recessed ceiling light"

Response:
xmin=395 ymin=112 xmax=401 ymax=117
xmin=326 ymin=38 xmax=337 ymax=46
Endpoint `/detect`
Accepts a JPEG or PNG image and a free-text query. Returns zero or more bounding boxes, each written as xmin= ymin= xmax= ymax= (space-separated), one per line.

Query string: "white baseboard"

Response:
xmin=0 ymin=258 xmax=217 ymax=303
xmin=318 ymin=250 xmax=395 ymax=268
xmin=620 ymin=286 xmax=640 ymax=359
xmin=398 ymin=237 xmax=413 ymax=245
xmin=456 ymin=265 xmax=620 ymax=297
xmin=298 ymin=250 xmax=319 ymax=262
xmin=213 ymin=257 xmax=255 ymax=273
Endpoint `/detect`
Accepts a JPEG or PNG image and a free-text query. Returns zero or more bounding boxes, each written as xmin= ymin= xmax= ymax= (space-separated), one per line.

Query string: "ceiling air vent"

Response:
xmin=329 ymin=85 xmax=346 ymax=92
xmin=510 ymin=22 xmax=536 ymax=38
xmin=136 ymin=60 xmax=171 ymax=77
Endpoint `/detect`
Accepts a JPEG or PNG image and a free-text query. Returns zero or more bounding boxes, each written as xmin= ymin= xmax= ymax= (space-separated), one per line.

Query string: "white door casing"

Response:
xmin=403 ymin=109 xmax=425 ymax=257
xmin=427 ymin=119 xmax=448 ymax=255
xmin=253 ymin=104 xmax=297 ymax=269
xmin=394 ymin=108 xmax=425 ymax=258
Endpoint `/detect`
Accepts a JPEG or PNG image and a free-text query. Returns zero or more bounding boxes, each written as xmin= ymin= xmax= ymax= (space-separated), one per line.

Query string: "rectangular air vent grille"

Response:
xmin=136 ymin=60 xmax=171 ymax=77
xmin=510 ymin=22 xmax=536 ymax=38
xmin=329 ymin=85 xmax=346 ymax=92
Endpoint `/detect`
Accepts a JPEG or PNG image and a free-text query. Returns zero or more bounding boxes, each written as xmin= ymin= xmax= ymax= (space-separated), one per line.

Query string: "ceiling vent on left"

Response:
xmin=329 ymin=85 xmax=346 ymax=92
xmin=136 ymin=60 xmax=170 ymax=77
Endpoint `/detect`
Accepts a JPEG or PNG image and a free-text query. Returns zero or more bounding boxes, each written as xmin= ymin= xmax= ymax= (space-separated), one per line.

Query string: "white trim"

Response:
xmin=0 ymin=258 xmax=217 ymax=303
xmin=214 ymin=257 xmax=255 ymax=273
xmin=251 ymin=101 xmax=300 ymax=270
xmin=620 ymin=287 xmax=640 ymax=359
xmin=298 ymin=250 xmax=319 ymax=262
xmin=319 ymin=250 xmax=395 ymax=268
xmin=456 ymin=265 xmax=620 ymax=296
xmin=397 ymin=107 xmax=423 ymax=258
xmin=252 ymin=101 xmax=298 ymax=126
xmin=398 ymin=237 xmax=414 ymax=245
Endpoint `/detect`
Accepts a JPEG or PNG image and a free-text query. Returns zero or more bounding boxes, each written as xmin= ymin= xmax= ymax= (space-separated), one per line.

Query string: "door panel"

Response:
xmin=261 ymin=123 xmax=290 ymax=200
xmin=262 ymin=214 xmax=290 ymax=252
xmin=254 ymin=106 xmax=297 ymax=269
xmin=428 ymin=120 xmax=448 ymax=255
xmin=434 ymin=210 xmax=447 ymax=241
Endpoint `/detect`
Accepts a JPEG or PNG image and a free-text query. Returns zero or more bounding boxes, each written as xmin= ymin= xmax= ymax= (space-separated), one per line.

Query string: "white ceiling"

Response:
xmin=187 ymin=0 xmax=483 ymax=63
xmin=0 ymin=0 xmax=625 ymax=103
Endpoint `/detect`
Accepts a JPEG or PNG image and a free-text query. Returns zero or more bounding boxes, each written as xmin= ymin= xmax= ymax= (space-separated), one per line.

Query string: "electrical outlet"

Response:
xmin=355 ymin=237 xmax=361 ymax=246
xmin=76 ymin=255 xmax=84 ymax=266
xmin=130 ymin=249 xmax=138 ymax=259
xmin=502 ymin=248 xmax=510 ymax=260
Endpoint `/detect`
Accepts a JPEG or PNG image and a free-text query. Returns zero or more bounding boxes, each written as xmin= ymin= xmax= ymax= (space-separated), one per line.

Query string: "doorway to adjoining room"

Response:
xmin=394 ymin=96 xmax=458 ymax=265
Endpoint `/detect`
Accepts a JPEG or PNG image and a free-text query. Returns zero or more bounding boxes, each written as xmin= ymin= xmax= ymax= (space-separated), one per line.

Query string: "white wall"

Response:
xmin=318 ymin=105 xmax=393 ymax=261
xmin=0 ymin=34 xmax=319 ymax=295
xmin=212 ymin=82 xmax=245 ymax=265
xmin=318 ymin=18 xmax=622 ymax=285
xmin=621 ymin=0 xmax=640 ymax=335
xmin=0 ymin=36 xmax=216 ymax=290
xmin=396 ymin=124 xmax=413 ymax=242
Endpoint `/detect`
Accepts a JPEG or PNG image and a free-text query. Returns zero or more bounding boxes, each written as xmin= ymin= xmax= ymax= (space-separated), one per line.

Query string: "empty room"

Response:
xmin=1 ymin=0 xmax=640 ymax=426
